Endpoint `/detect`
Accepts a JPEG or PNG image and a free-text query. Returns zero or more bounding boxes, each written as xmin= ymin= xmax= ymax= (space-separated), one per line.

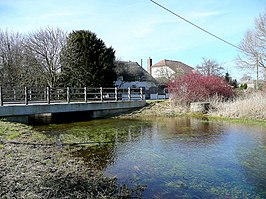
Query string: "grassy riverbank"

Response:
xmin=130 ymin=91 xmax=266 ymax=123
xmin=126 ymin=100 xmax=188 ymax=117
xmin=0 ymin=121 xmax=142 ymax=198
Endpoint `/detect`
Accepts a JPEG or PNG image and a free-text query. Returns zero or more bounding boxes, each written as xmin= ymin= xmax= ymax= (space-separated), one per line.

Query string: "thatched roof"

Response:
xmin=115 ymin=61 xmax=157 ymax=83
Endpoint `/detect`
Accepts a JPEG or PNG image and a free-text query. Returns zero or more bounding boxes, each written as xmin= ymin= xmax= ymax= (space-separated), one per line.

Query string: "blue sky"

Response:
xmin=1 ymin=0 xmax=265 ymax=79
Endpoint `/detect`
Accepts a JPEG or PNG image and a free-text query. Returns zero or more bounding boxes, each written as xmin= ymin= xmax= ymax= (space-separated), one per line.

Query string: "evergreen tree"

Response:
xmin=60 ymin=30 xmax=116 ymax=87
xmin=224 ymin=72 xmax=238 ymax=88
xmin=224 ymin=72 xmax=230 ymax=83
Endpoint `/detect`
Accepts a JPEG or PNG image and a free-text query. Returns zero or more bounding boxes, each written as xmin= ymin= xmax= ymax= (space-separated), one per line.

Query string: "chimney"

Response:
xmin=147 ymin=57 xmax=152 ymax=74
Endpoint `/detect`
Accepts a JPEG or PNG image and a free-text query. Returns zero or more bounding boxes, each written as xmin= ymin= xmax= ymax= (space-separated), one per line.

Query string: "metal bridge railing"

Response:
xmin=0 ymin=87 xmax=145 ymax=106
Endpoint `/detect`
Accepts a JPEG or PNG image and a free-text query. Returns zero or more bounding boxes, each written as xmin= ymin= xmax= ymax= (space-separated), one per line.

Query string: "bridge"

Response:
xmin=0 ymin=87 xmax=146 ymax=123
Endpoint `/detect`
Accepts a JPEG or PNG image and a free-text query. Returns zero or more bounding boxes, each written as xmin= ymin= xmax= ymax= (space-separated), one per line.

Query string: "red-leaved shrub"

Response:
xmin=168 ymin=73 xmax=233 ymax=104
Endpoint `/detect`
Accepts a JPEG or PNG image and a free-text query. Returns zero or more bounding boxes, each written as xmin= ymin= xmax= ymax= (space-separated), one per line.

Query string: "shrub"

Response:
xmin=240 ymin=83 xmax=248 ymax=90
xmin=168 ymin=73 xmax=233 ymax=105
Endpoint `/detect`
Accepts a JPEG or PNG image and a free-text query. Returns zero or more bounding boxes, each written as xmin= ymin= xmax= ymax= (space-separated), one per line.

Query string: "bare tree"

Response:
xmin=196 ymin=57 xmax=224 ymax=76
xmin=154 ymin=66 xmax=181 ymax=85
xmin=237 ymin=10 xmax=266 ymax=76
xmin=240 ymin=74 xmax=253 ymax=83
xmin=0 ymin=30 xmax=24 ymax=87
xmin=24 ymin=27 xmax=67 ymax=87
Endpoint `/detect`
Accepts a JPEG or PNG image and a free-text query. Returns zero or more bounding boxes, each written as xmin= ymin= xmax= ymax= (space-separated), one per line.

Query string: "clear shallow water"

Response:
xmin=34 ymin=117 xmax=266 ymax=198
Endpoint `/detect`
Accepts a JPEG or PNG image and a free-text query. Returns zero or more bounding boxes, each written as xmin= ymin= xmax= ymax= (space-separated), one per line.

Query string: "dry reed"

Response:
xmin=209 ymin=91 xmax=266 ymax=120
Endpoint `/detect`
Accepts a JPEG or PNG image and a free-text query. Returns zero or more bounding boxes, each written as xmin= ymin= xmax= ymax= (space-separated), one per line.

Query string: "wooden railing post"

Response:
xmin=29 ymin=89 xmax=32 ymax=101
xmin=57 ymin=89 xmax=60 ymax=100
xmin=100 ymin=87 xmax=103 ymax=102
xmin=25 ymin=87 xmax=28 ymax=105
xmin=84 ymin=87 xmax=87 ymax=102
xmin=13 ymin=89 xmax=16 ymax=101
xmin=128 ymin=87 xmax=131 ymax=101
xmin=0 ymin=86 xmax=3 ymax=106
xmin=67 ymin=87 xmax=70 ymax=103
xmin=115 ymin=87 xmax=118 ymax=101
xmin=140 ymin=87 xmax=143 ymax=100
xmin=46 ymin=87 xmax=50 ymax=104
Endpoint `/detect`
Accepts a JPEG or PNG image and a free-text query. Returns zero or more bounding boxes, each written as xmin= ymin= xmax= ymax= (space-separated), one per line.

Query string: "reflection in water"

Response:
xmin=34 ymin=119 xmax=151 ymax=170
xmin=34 ymin=117 xmax=266 ymax=198
xmin=72 ymin=144 xmax=116 ymax=170
xmin=224 ymin=124 xmax=266 ymax=195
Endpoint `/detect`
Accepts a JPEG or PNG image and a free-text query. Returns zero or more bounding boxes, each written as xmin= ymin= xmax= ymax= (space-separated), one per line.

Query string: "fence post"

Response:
xmin=140 ymin=87 xmax=143 ymax=100
xmin=115 ymin=87 xmax=118 ymax=101
xmin=84 ymin=87 xmax=87 ymax=102
xmin=0 ymin=86 xmax=3 ymax=106
xmin=29 ymin=89 xmax=32 ymax=101
xmin=100 ymin=87 xmax=103 ymax=102
xmin=46 ymin=87 xmax=50 ymax=104
xmin=13 ymin=89 xmax=16 ymax=101
xmin=128 ymin=87 xmax=131 ymax=101
xmin=25 ymin=87 xmax=28 ymax=105
xmin=67 ymin=87 xmax=70 ymax=103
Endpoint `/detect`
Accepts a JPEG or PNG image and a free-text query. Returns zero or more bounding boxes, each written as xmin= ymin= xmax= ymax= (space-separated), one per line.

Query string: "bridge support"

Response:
xmin=0 ymin=87 xmax=3 ymax=106
xmin=5 ymin=116 xmax=29 ymax=124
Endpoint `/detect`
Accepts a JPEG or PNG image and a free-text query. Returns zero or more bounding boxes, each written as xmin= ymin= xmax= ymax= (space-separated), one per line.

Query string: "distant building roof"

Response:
xmin=152 ymin=59 xmax=194 ymax=74
xmin=115 ymin=61 xmax=158 ymax=83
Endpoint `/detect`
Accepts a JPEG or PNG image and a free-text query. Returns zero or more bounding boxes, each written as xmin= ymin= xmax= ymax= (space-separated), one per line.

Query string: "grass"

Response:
xmin=0 ymin=120 xmax=144 ymax=198
xmin=6 ymin=131 xmax=23 ymax=140
xmin=208 ymin=115 xmax=266 ymax=127
xmin=0 ymin=122 xmax=29 ymax=141
xmin=124 ymin=100 xmax=188 ymax=118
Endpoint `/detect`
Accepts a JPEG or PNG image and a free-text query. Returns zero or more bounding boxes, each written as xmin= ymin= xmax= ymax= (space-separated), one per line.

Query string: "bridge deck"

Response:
xmin=0 ymin=100 xmax=146 ymax=117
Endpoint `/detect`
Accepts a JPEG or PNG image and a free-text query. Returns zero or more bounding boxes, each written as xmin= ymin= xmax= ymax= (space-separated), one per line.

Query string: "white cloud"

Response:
xmin=187 ymin=10 xmax=226 ymax=20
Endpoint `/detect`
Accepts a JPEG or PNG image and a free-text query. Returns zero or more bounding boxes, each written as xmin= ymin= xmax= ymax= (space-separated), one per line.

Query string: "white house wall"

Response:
xmin=115 ymin=80 xmax=157 ymax=89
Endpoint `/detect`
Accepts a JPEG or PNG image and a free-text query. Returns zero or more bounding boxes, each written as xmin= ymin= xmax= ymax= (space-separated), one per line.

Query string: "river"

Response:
xmin=33 ymin=117 xmax=266 ymax=198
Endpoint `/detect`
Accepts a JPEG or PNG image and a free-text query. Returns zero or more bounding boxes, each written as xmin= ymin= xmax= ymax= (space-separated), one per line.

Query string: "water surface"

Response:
xmin=34 ymin=117 xmax=266 ymax=198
